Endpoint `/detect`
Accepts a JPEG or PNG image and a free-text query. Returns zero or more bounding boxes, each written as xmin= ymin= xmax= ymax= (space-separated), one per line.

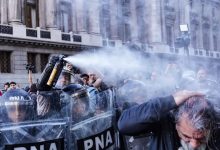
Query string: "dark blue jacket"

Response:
xmin=118 ymin=96 xmax=219 ymax=150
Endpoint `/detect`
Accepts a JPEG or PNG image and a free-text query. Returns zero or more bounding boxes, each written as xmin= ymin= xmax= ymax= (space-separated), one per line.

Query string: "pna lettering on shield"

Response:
xmin=77 ymin=127 xmax=115 ymax=150
xmin=5 ymin=138 xmax=64 ymax=150
xmin=13 ymin=143 xmax=57 ymax=150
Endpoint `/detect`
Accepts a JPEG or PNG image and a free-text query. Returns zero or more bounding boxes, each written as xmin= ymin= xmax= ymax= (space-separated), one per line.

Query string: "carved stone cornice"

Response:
xmin=0 ymin=36 xmax=98 ymax=50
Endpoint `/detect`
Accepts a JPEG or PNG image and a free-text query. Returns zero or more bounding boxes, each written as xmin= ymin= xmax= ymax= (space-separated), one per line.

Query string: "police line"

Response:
xmin=0 ymin=88 xmax=118 ymax=150
xmin=6 ymin=127 xmax=115 ymax=150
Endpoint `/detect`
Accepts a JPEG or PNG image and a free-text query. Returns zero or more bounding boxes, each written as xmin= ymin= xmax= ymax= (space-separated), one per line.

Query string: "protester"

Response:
xmin=118 ymin=79 xmax=147 ymax=110
xmin=118 ymin=90 xmax=220 ymax=149
xmin=80 ymin=73 xmax=99 ymax=113
xmin=80 ymin=73 xmax=90 ymax=86
xmin=145 ymin=71 xmax=166 ymax=99
xmin=195 ymin=67 xmax=218 ymax=91
xmin=2 ymin=82 xmax=10 ymax=93
xmin=88 ymin=72 xmax=108 ymax=92
xmin=9 ymin=81 xmax=17 ymax=90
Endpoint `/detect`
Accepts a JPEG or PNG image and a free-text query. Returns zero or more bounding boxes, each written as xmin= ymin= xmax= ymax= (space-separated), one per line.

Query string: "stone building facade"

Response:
xmin=0 ymin=0 xmax=220 ymax=88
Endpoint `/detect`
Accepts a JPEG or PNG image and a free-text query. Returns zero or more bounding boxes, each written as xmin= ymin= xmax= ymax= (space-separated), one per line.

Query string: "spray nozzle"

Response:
xmin=58 ymin=55 xmax=66 ymax=61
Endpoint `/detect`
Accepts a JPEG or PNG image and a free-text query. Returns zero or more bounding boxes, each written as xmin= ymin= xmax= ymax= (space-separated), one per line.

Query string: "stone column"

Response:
xmin=1 ymin=0 xmax=8 ymax=24
xmin=36 ymin=54 xmax=41 ymax=73
xmin=38 ymin=0 xmax=46 ymax=28
xmin=210 ymin=27 xmax=214 ymax=51
xmin=129 ymin=0 xmax=138 ymax=42
xmin=88 ymin=0 xmax=100 ymax=35
xmin=12 ymin=50 xmax=27 ymax=74
xmin=142 ymin=0 xmax=149 ymax=43
xmin=71 ymin=0 xmax=77 ymax=33
xmin=209 ymin=7 xmax=214 ymax=51
xmin=109 ymin=0 xmax=119 ymax=39
xmin=75 ymin=0 xmax=87 ymax=33
xmin=198 ymin=8 xmax=204 ymax=49
xmin=147 ymin=0 xmax=163 ymax=43
xmin=45 ymin=0 xmax=57 ymax=29
xmin=184 ymin=0 xmax=190 ymax=25
xmin=8 ymin=0 xmax=23 ymax=25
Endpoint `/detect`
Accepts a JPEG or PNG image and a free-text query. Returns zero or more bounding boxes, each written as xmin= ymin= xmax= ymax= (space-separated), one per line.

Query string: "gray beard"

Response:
xmin=178 ymin=140 xmax=206 ymax=150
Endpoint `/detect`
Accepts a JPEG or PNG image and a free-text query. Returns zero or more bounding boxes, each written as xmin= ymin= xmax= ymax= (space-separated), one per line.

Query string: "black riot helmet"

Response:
xmin=62 ymin=84 xmax=91 ymax=122
xmin=0 ymin=89 xmax=35 ymax=123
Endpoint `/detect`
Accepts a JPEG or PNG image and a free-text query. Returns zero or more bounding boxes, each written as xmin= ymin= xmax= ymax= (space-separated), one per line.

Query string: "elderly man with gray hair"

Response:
xmin=118 ymin=90 xmax=220 ymax=150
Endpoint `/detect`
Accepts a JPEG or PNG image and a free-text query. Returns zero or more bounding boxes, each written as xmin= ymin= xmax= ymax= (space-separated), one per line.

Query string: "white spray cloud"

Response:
xmin=64 ymin=46 xmax=150 ymax=84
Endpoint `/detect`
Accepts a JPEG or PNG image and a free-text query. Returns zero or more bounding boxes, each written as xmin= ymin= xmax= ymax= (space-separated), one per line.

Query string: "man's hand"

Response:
xmin=172 ymin=90 xmax=204 ymax=106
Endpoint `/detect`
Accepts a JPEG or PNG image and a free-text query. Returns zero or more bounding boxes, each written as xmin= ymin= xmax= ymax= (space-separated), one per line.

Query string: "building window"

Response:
xmin=137 ymin=3 xmax=146 ymax=43
xmin=192 ymin=34 xmax=197 ymax=49
xmin=59 ymin=2 xmax=72 ymax=32
xmin=25 ymin=0 xmax=39 ymax=28
xmin=203 ymin=29 xmax=210 ymax=51
xmin=27 ymin=53 xmax=37 ymax=73
xmin=122 ymin=0 xmax=130 ymax=4
xmin=213 ymin=35 xmax=218 ymax=51
xmin=166 ymin=26 xmax=173 ymax=46
xmin=100 ymin=0 xmax=110 ymax=39
xmin=27 ymin=53 xmax=49 ymax=73
xmin=40 ymin=54 xmax=49 ymax=72
xmin=0 ymin=51 xmax=11 ymax=73
xmin=164 ymin=0 xmax=169 ymax=6
xmin=120 ymin=0 xmax=131 ymax=43
xmin=212 ymin=8 xmax=215 ymax=17
xmin=191 ymin=26 xmax=197 ymax=49
xmin=190 ymin=0 xmax=193 ymax=8
xmin=124 ymin=23 xmax=131 ymax=42
xmin=201 ymin=3 xmax=204 ymax=16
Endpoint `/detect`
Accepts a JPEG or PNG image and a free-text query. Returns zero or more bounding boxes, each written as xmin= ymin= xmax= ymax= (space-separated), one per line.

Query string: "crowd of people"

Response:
xmin=0 ymin=59 xmax=220 ymax=149
xmin=0 ymin=62 xmax=111 ymax=123
xmin=116 ymin=63 xmax=220 ymax=150
xmin=0 ymin=62 xmax=115 ymax=149
xmin=0 ymin=81 xmax=18 ymax=96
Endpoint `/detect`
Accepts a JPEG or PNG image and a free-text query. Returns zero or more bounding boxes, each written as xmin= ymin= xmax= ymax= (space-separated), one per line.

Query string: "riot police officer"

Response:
xmin=62 ymin=84 xmax=94 ymax=123
xmin=0 ymin=89 xmax=35 ymax=148
xmin=0 ymin=88 xmax=35 ymax=123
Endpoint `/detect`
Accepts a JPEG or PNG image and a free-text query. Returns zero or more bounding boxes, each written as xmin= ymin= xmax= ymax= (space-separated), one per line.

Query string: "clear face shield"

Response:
xmin=5 ymin=101 xmax=34 ymax=124
xmin=0 ymin=89 xmax=35 ymax=124
xmin=70 ymin=89 xmax=91 ymax=122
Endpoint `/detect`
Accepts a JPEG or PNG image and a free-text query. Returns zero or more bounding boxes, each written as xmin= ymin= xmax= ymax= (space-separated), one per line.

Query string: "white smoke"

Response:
xmin=64 ymin=46 xmax=150 ymax=85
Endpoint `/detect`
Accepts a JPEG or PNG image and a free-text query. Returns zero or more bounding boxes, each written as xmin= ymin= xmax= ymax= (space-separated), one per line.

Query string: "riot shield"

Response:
xmin=69 ymin=88 xmax=117 ymax=150
xmin=117 ymin=80 xmax=151 ymax=150
xmin=123 ymin=135 xmax=151 ymax=150
xmin=0 ymin=120 xmax=67 ymax=150
xmin=0 ymin=89 xmax=69 ymax=150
